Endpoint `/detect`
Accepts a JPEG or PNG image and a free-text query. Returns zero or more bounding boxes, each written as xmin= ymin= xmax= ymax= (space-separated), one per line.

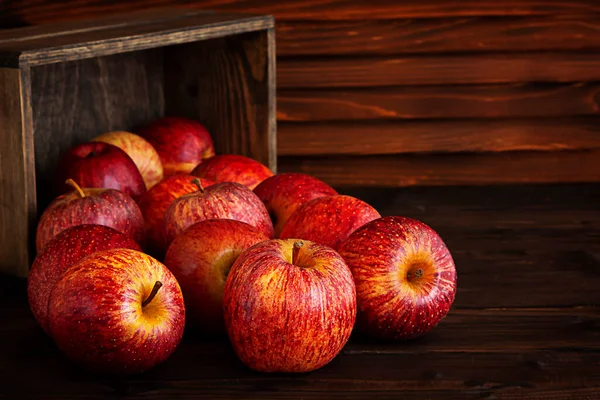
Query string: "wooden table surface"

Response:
xmin=0 ymin=183 xmax=598 ymax=399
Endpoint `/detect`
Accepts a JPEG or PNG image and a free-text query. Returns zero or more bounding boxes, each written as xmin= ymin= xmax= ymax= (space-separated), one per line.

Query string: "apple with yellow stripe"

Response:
xmin=338 ymin=216 xmax=457 ymax=340
xmin=92 ymin=131 xmax=164 ymax=190
xmin=223 ymin=239 xmax=356 ymax=373
xmin=47 ymin=248 xmax=185 ymax=374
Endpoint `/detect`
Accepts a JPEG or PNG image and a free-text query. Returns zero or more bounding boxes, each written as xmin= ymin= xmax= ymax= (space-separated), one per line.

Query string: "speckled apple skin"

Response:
xmin=191 ymin=154 xmax=273 ymax=190
xmin=338 ymin=216 xmax=457 ymax=340
xmin=93 ymin=131 xmax=164 ymax=190
xmin=279 ymin=195 xmax=381 ymax=251
xmin=137 ymin=175 xmax=215 ymax=258
xmin=35 ymin=187 xmax=146 ymax=253
xmin=48 ymin=249 xmax=185 ymax=375
xmin=28 ymin=224 xmax=142 ymax=334
xmin=56 ymin=142 xmax=146 ymax=201
xmin=137 ymin=117 xmax=215 ymax=177
xmin=253 ymin=173 xmax=338 ymax=237
xmin=164 ymin=182 xmax=274 ymax=247
xmin=223 ymin=239 xmax=356 ymax=373
xmin=164 ymin=219 xmax=269 ymax=333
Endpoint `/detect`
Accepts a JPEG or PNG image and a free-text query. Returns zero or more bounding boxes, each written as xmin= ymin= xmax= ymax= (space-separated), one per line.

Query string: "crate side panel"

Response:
xmin=0 ymin=68 xmax=35 ymax=277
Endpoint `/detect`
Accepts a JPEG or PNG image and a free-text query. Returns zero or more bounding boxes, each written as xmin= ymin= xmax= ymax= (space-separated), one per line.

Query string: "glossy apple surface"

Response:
xmin=163 ymin=181 xmax=274 ymax=247
xmin=253 ymin=173 xmax=337 ymax=237
xmin=48 ymin=248 xmax=186 ymax=374
xmin=137 ymin=116 xmax=215 ymax=177
xmin=164 ymin=219 xmax=269 ymax=333
xmin=338 ymin=216 xmax=457 ymax=340
xmin=191 ymin=154 xmax=273 ymax=190
xmin=27 ymin=224 xmax=141 ymax=334
xmin=223 ymin=239 xmax=356 ymax=373
xmin=56 ymin=141 xmax=146 ymax=200
xmin=35 ymin=180 xmax=145 ymax=253
xmin=137 ymin=175 xmax=215 ymax=258
xmin=279 ymin=195 xmax=381 ymax=251
xmin=93 ymin=131 xmax=164 ymax=190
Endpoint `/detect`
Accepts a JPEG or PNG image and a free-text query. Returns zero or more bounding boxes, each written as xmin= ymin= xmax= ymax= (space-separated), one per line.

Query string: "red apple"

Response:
xmin=27 ymin=224 xmax=142 ymax=334
xmin=279 ymin=195 xmax=381 ymax=251
xmin=137 ymin=116 xmax=215 ymax=177
xmin=92 ymin=131 xmax=164 ymax=190
xmin=338 ymin=216 xmax=457 ymax=340
xmin=48 ymin=248 xmax=185 ymax=374
xmin=56 ymin=141 xmax=146 ymax=200
xmin=191 ymin=154 xmax=273 ymax=190
xmin=163 ymin=180 xmax=274 ymax=247
xmin=137 ymin=175 xmax=215 ymax=259
xmin=253 ymin=173 xmax=338 ymax=237
xmin=35 ymin=180 xmax=145 ymax=253
xmin=223 ymin=239 xmax=356 ymax=373
xmin=164 ymin=219 xmax=269 ymax=333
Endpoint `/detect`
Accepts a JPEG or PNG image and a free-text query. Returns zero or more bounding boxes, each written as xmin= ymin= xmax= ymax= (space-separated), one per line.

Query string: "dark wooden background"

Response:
xmin=2 ymin=0 xmax=600 ymax=187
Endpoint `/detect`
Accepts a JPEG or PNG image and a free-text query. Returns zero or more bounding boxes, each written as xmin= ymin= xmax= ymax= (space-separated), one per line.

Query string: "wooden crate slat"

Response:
xmin=0 ymin=10 xmax=273 ymax=66
xmin=0 ymin=68 xmax=35 ymax=277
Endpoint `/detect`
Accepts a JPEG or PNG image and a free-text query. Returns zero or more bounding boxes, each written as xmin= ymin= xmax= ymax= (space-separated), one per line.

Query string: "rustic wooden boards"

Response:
xmin=0 ymin=183 xmax=598 ymax=398
xmin=0 ymin=68 xmax=35 ymax=277
xmin=4 ymin=0 xmax=598 ymax=187
xmin=3 ymin=1 xmax=600 ymax=23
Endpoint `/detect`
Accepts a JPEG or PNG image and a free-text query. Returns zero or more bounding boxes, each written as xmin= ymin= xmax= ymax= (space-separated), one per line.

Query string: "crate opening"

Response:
xmin=30 ymin=29 xmax=272 ymax=214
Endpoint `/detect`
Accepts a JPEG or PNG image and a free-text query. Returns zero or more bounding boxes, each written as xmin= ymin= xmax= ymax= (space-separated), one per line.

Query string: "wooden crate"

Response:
xmin=0 ymin=8 xmax=276 ymax=277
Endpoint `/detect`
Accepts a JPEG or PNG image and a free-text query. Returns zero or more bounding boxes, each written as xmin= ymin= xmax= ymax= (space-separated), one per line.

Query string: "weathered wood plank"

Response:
xmin=3 ymin=1 xmax=600 ymax=26
xmin=278 ymin=54 xmax=600 ymax=88
xmin=277 ymin=118 xmax=600 ymax=156
xmin=276 ymin=16 xmax=600 ymax=56
xmin=278 ymin=84 xmax=600 ymax=121
xmin=0 ymin=68 xmax=35 ymax=277
xmin=278 ymin=151 xmax=600 ymax=186
xmin=0 ymin=10 xmax=273 ymax=67
xmin=2 ymin=320 xmax=599 ymax=400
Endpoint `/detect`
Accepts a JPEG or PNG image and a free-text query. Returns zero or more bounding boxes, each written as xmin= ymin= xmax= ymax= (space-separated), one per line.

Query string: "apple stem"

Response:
xmin=65 ymin=179 xmax=86 ymax=198
xmin=292 ymin=241 xmax=304 ymax=266
xmin=142 ymin=281 xmax=163 ymax=307
xmin=414 ymin=268 xmax=424 ymax=278
xmin=192 ymin=178 xmax=205 ymax=193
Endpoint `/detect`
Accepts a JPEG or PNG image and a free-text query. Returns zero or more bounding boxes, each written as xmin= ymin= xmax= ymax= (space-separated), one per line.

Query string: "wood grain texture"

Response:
xmin=31 ymin=49 xmax=164 ymax=211
xmin=164 ymin=29 xmax=276 ymax=172
xmin=278 ymin=53 xmax=600 ymax=88
xmin=0 ymin=183 xmax=598 ymax=399
xmin=279 ymin=151 xmax=600 ymax=186
xmin=0 ymin=9 xmax=273 ymax=67
xmin=276 ymin=15 xmax=600 ymax=56
xmin=2 ymin=0 xmax=600 ymax=25
xmin=277 ymin=118 xmax=600 ymax=156
xmin=278 ymin=83 xmax=600 ymax=121
xmin=0 ymin=68 xmax=34 ymax=277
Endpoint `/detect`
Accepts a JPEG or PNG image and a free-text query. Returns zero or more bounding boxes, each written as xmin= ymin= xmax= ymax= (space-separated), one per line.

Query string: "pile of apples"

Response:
xmin=27 ymin=116 xmax=457 ymax=375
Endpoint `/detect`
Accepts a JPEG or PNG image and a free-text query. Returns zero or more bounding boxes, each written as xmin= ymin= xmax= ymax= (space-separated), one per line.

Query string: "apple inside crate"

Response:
xmin=0 ymin=9 xmax=276 ymax=277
